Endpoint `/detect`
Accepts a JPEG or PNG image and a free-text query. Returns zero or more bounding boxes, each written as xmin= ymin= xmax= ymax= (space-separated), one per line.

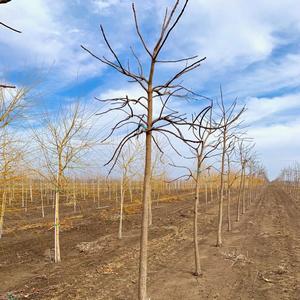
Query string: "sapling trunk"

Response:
xmin=129 ymin=181 xmax=133 ymax=203
xmin=30 ymin=181 xmax=33 ymax=203
xmin=227 ymin=158 xmax=231 ymax=231
xmin=236 ymin=168 xmax=244 ymax=222
xmin=0 ymin=190 xmax=7 ymax=239
xmin=227 ymin=188 xmax=231 ymax=231
xmin=118 ymin=176 xmax=124 ymax=239
xmin=40 ymin=181 xmax=45 ymax=218
xmin=217 ymin=131 xmax=226 ymax=247
xmin=73 ymin=179 xmax=76 ymax=213
xmin=21 ymin=180 xmax=24 ymax=208
xmin=242 ymin=169 xmax=246 ymax=214
xmin=205 ymin=181 xmax=208 ymax=205
xmin=54 ymin=158 xmax=62 ymax=263
xmin=97 ymin=178 xmax=100 ymax=208
xmin=54 ymin=186 xmax=61 ymax=263
xmin=193 ymin=158 xmax=202 ymax=276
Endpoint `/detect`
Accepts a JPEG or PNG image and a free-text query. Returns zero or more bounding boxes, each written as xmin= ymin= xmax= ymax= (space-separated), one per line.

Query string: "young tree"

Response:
xmin=236 ymin=141 xmax=253 ymax=221
xmin=0 ymin=87 xmax=27 ymax=237
xmin=225 ymin=145 xmax=239 ymax=231
xmin=33 ymin=103 xmax=94 ymax=263
xmin=0 ymin=131 xmax=23 ymax=238
xmin=117 ymin=140 xmax=142 ymax=239
xmin=170 ymin=104 xmax=220 ymax=276
xmin=82 ymin=1 xmax=206 ymax=298
xmin=187 ymin=106 xmax=220 ymax=275
xmin=216 ymin=90 xmax=245 ymax=247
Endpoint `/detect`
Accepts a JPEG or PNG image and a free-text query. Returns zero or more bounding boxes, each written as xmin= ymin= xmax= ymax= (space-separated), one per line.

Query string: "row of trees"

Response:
xmin=0 ymin=0 xmax=267 ymax=299
xmin=80 ymin=1 xmax=266 ymax=298
xmin=279 ymin=162 xmax=300 ymax=199
xmin=0 ymin=83 xmax=265 ymax=296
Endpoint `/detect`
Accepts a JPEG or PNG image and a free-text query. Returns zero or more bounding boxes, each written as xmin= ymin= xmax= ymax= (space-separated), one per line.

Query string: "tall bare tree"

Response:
xmin=82 ymin=1 xmax=206 ymax=298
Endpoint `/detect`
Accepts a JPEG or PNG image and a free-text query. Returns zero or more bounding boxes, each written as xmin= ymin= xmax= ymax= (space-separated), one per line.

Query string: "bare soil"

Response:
xmin=0 ymin=184 xmax=299 ymax=299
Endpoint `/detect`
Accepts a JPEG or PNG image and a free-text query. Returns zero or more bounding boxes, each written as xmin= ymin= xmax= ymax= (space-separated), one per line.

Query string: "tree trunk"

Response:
xmin=73 ymin=179 xmax=76 ymax=213
xmin=40 ymin=181 xmax=45 ymax=218
xmin=217 ymin=132 xmax=226 ymax=247
xmin=138 ymin=69 xmax=153 ymax=300
xmin=54 ymin=156 xmax=62 ymax=263
xmin=227 ymin=160 xmax=231 ymax=231
xmin=236 ymin=168 xmax=244 ymax=222
xmin=193 ymin=159 xmax=202 ymax=276
xmin=118 ymin=176 xmax=124 ymax=239
xmin=30 ymin=181 xmax=33 ymax=203
xmin=0 ymin=190 xmax=6 ymax=239
xmin=227 ymin=187 xmax=231 ymax=231
xmin=242 ymin=169 xmax=246 ymax=214
xmin=54 ymin=184 xmax=61 ymax=263
xmin=21 ymin=180 xmax=24 ymax=208
xmin=129 ymin=180 xmax=133 ymax=203
xmin=205 ymin=181 xmax=208 ymax=205
xmin=97 ymin=178 xmax=100 ymax=208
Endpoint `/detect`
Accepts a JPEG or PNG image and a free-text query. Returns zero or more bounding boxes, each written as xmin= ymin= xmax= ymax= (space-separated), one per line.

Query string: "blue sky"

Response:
xmin=1 ymin=0 xmax=300 ymax=179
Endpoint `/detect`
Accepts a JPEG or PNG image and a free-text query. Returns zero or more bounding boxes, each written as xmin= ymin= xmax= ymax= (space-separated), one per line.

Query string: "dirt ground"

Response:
xmin=0 ymin=184 xmax=299 ymax=299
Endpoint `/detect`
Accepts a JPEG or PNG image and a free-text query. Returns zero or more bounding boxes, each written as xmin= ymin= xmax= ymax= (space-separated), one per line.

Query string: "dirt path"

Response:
xmin=1 ymin=185 xmax=299 ymax=299
xmin=149 ymin=184 xmax=300 ymax=300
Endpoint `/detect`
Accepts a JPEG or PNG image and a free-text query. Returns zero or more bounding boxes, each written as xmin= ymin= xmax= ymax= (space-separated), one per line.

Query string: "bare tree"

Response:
xmin=117 ymin=140 xmax=142 ymax=239
xmin=0 ymin=88 xmax=27 ymax=128
xmin=170 ymin=104 xmax=221 ymax=276
xmin=216 ymin=89 xmax=245 ymax=247
xmin=33 ymin=103 xmax=94 ymax=263
xmin=236 ymin=141 xmax=253 ymax=221
xmin=225 ymin=144 xmax=240 ymax=232
xmin=0 ymin=130 xmax=23 ymax=238
xmin=82 ymin=1 xmax=206 ymax=298
xmin=0 ymin=88 xmax=27 ymax=236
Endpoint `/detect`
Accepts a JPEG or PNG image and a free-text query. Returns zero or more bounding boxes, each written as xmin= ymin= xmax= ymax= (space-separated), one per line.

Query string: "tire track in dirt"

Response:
xmin=228 ymin=184 xmax=300 ymax=300
xmin=224 ymin=186 xmax=268 ymax=300
xmin=148 ymin=188 xmax=267 ymax=300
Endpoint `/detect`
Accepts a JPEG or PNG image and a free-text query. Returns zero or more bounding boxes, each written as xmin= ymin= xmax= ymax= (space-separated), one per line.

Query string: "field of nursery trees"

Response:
xmin=1 ymin=0 xmax=300 ymax=299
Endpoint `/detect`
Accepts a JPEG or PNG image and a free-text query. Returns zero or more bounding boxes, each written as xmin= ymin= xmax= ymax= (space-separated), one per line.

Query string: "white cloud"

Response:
xmin=249 ymin=120 xmax=300 ymax=179
xmin=92 ymin=0 xmax=121 ymax=11
xmin=0 ymin=0 xmax=103 ymax=85
xmin=244 ymin=93 xmax=300 ymax=125
xmin=226 ymin=53 xmax=300 ymax=99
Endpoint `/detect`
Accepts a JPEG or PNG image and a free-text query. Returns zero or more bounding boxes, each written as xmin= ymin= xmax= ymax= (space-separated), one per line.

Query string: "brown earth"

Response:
xmin=0 ymin=184 xmax=299 ymax=299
